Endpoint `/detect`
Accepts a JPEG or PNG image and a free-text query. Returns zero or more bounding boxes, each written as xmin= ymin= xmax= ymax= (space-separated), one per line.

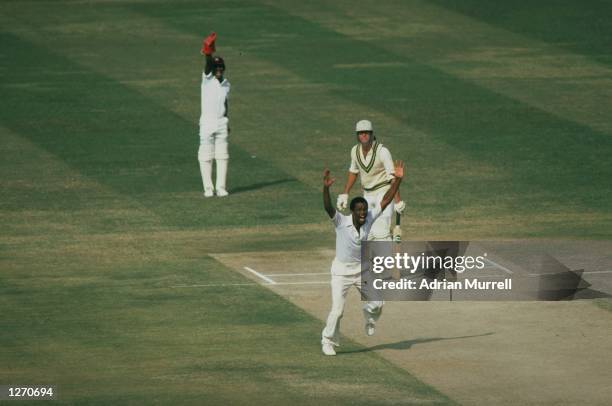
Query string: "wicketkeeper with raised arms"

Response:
xmin=198 ymin=32 xmax=231 ymax=197
xmin=321 ymin=161 xmax=404 ymax=356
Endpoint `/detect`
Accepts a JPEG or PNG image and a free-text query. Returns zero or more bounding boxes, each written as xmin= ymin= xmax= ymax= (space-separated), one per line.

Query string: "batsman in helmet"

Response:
xmin=337 ymin=120 xmax=406 ymax=240
xmin=198 ymin=32 xmax=231 ymax=197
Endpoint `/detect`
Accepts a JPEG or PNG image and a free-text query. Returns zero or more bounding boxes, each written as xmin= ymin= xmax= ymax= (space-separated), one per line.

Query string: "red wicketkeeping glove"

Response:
xmin=201 ymin=32 xmax=217 ymax=55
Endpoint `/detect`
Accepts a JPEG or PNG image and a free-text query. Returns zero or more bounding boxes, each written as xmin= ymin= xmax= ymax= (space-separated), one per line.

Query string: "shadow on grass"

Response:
xmin=231 ymin=178 xmax=297 ymax=194
xmin=339 ymin=332 xmax=495 ymax=354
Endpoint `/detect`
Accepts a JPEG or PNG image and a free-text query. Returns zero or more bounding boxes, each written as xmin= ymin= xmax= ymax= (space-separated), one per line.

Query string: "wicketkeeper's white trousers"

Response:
xmin=321 ymin=272 xmax=383 ymax=346
xmin=198 ymin=117 xmax=229 ymax=192
xmin=364 ymin=186 xmax=394 ymax=241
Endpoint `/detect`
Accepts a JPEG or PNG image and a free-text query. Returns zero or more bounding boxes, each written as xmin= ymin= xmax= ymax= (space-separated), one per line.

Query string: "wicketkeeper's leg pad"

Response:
xmin=197 ymin=154 xmax=214 ymax=192
xmin=214 ymin=132 xmax=229 ymax=160
xmin=198 ymin=131 xmax=215 ymax=162
xmin=215 ymin=159 xmax=228 ymax=191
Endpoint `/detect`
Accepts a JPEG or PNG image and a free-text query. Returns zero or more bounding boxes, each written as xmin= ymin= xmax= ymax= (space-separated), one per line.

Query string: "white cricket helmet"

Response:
xmin=355 ymin=119 xmax=373 ymax=133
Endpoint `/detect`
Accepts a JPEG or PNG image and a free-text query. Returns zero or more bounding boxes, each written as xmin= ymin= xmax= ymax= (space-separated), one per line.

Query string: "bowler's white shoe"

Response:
xmin=216 ymin=189 xmax=229 ymax=197
xmin=365 ymin=322 xmax=376 ymax=336
xmin=322 ymin=342 xmax=336 ymax=356
xmin=204 ymin=189 xmax=214 ymax=198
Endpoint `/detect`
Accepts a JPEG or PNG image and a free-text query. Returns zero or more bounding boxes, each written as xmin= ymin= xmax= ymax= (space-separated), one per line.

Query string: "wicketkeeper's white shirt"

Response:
xmin=331 ymin=207 xmax=382 ymax=276
xmin=200 ymin=71 xmax=230 ymax=126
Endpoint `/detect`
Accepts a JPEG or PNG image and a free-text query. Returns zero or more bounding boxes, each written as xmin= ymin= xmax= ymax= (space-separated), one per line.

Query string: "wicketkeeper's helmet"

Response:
xmin=212 ymin=56 xmax=226 ymax=70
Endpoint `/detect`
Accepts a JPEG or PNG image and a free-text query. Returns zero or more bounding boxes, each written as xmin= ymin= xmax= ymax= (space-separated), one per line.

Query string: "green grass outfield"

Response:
xmin=1 ymin=0 xmax=611 ymax=403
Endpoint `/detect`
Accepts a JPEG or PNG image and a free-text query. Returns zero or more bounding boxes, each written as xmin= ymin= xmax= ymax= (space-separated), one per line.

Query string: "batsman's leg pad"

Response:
xmin=365 ymin=189 xmax=393 ymax=240
xmin=368 ymin=204 xmax=393 ymax=240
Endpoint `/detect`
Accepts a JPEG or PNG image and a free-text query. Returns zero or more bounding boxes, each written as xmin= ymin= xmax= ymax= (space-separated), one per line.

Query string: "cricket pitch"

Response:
xmin=212 ymin=245 xmax=612 ymax=406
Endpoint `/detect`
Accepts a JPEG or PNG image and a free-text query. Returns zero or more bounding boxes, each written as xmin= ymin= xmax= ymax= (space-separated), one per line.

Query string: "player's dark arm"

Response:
xmin=205 ymin=53 xmax=214 ymax=75
xmin=225 ymin=100 xmax=230 ymax=132
xmin=323 ymin=169 xmax=336 ymax=219
xmin=380 ymin=161 xmax=404 ymax=212
xmin=323 ymin=186 xmax=336 ymax=219
xmin=383 ymin=148 xmax=402 ymax=204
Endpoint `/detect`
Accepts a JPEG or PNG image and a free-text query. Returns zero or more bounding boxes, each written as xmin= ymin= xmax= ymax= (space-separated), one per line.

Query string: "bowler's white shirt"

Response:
xmin=331 ymin=207 xmax=382 ymax=275
xmin=200 ymin=71 xmax=230 ymax=125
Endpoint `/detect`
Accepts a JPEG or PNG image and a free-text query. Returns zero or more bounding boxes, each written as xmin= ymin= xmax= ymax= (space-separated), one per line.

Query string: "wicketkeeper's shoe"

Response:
xmin=216 ymin=189 xmax=229 ymax=197
xmin=204 ymin=189 xmax=214 ymax=198
xmin=365 ymin=322 xmax=376 ymax=336
xmin=321 ymin=342 xmax=336 ymax=356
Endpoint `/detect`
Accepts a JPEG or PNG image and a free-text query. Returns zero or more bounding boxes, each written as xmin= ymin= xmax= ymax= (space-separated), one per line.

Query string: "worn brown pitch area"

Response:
xmin=213 ymin=249 xmax=612 ymax=406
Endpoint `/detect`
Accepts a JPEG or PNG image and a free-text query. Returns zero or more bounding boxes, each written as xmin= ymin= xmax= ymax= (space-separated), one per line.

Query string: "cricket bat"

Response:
xmin=391 ymin=212 xmax=402 ymax=280
xmin=393 ymin=212 xmax=401 ymax=243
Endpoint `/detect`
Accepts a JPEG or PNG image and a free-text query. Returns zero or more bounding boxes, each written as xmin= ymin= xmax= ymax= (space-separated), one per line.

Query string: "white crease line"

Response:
xmin=273 ymin=281 xmax=329 ymax=285
xmin=484 ymin=257 xmax=514 ymax=274
xmin=263 ymin=272 xmax=329 ymax=277
xmin=171 ymin=282 xmax=257 ymax=288
xmin=527 ymin=270 xmax=612 ymax=277
xmin=244 ymin=266 xmax=277 ymax=285
xmin=170 ymin=280 xmax=329 ymax=288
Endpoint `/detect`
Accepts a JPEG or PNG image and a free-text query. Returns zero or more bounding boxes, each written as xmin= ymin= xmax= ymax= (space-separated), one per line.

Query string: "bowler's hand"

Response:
xmin=323 ymin=169 xmax=335 ymax=188
xmin=393 ymin=160 xmax=404 ymax=179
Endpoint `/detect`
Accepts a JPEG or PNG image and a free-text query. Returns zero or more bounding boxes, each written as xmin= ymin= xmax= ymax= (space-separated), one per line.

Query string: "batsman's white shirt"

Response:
xmin=331 ymin=207 xmax=382 ymax=276
xmin=199 ymin=71 xmax=230 ymax=131
xmin=349 ymin=141 xmax=394 ymax=192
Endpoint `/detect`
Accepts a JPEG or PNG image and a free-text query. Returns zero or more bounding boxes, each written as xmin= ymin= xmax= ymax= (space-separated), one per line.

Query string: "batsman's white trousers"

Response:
xmin=198 ymin=116 xmax=229 ymax=161
xmin=364 ymin=186 xmax=394 ymax=241
xmin=321 ymin=272 xmax=383 ymax=346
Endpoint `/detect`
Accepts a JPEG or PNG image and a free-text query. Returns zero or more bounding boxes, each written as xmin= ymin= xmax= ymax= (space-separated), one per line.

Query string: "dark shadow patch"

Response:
xmin=231 ymin=178 xmax=297 ymax=194
xmin=339 ymin=332 xmax=495 ymax=354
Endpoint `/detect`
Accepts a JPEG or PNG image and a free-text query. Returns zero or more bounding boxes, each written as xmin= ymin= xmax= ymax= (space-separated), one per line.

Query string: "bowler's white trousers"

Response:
xmin=321 ymin=272 xmax=383 ymax=346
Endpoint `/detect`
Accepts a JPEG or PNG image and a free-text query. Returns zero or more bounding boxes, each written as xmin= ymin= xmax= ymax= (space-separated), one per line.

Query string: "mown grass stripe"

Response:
xmin=4 ymin=0 xmax=609 ymax=237
xmin=129 ymin=0 xmax=612 ymax=216
xmin=430 ymin=0 xmax=612 ymax=67
xmin=289 ymin=0 xmax=612 ymax=136
xmin=0 ymin=31 xmax=319 ymax=231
